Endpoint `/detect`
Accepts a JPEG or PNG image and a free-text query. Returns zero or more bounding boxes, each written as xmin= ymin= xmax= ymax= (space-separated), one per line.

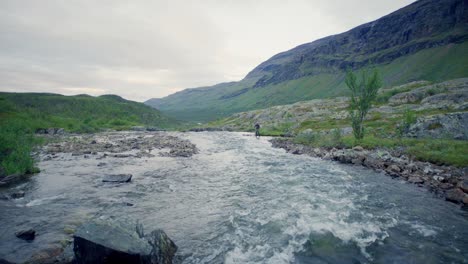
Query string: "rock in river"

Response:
xmin=74 ymin=217 xmax=177 ymax=264
xmin=102 ymin=174 xmax=132 ymax=183
xmin=15 ymin=229 xmax=36 ymax=241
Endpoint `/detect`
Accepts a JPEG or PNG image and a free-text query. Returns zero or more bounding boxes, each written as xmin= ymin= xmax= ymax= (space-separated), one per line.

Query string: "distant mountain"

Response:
xmin=146 ymin=0 xmax=468 ymax=122
xmin=0 ymin=92 xmax=178 ymax=132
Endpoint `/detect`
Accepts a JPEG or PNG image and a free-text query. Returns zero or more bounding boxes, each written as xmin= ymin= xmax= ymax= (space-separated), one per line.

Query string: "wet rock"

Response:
xmin=351 ymin=156 xmax=365 ymax=165
xmin=463 ymin=195 xmax=468 ymax=205
xmin=457 ymin=179 xmax=468 ymax=193
xmin=15 ymin=229 xmax=36 ymax=241
xmin=439 ymin=183 xmax=454 ymax=190
xmin=102 ymin=174 xmax=132 ymax=183
xmin=10 ymin=191 xmax=25 ymax=199
xmin=445 ymin=188 xmax=466 ymax=204
xmin=112 ymin=154 xmax=133 ymax=158
xmin=28 ymin=244 xmax=64 ymax=263
xmin=73 ymin=218 xmax=177 ymax=264
xmin=433 ymin=176 xmax=445 ymax=182
xmin=0 ymin=173 xmax=23 ymax=186
xmin=97 ymin=162 xmax=106 ymax=167
xmin=145 ymin=230 xmax=178 ymax=264
xmin=363 ymin=156 xmax=384 ymax=170
xmin=55 ymin=243 xmax=75 ymax=264
xmin=385 ymin=164 xmax=401 ymax=177
xmin=408 ymin=176 xmax=424 ymax=184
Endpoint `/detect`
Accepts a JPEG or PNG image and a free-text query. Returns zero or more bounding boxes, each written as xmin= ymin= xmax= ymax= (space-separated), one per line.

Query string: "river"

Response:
xmin=0 ymin=132 xmax=467 ymax=263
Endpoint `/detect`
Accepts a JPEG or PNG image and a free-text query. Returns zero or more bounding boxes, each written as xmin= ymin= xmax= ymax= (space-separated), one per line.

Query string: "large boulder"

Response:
xmin=406 ymin=112 xmax=468 ymax=140
xmin=74 ymin=217 xmax=177 ymax=264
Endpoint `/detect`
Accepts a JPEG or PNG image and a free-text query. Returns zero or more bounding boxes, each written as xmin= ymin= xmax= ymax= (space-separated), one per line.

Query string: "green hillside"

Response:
xmin=148 ymin=42 xmax=468 ymax=122
xmin=0 ymin=93 xmax=178 ymax=177
xmin=0 ymin=93 xmax=177 ymax=132
xmin=146 ymin=0 xmax=468 ymax=122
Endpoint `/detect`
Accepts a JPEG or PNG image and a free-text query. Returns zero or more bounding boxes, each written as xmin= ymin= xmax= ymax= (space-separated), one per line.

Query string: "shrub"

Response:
xmin=345 ymin=69 xmax=382 ymax=140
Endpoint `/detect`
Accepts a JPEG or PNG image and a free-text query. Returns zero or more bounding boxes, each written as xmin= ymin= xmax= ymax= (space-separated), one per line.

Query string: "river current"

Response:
xmin=0 ymin=132 xmax=467 ymax=263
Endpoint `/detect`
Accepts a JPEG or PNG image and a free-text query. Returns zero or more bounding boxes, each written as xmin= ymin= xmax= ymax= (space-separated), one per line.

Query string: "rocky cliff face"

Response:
xmin=146 ymin=0 xmax=468 ymax=122
xmin=246 ymin=0 xmax=468 ymax=87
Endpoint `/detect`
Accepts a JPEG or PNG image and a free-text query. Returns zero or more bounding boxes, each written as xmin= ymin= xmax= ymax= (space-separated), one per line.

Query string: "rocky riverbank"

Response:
xmin=270 ymin=138 xmax=468 ymax=207
xmin=0 ymin=131 xmax=195 ymax=263
xmin=42 ymin=131 xmax=198 ymax=159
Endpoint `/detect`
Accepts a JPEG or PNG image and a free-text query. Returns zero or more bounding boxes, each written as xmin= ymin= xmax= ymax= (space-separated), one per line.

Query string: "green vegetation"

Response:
xmin=150 ymin=41 xmax=468 ymax=122
xmin=0 ymin=93 xmax=177 ymax=132
xmin=205 ymin=76 xmax=468 ymax=167
xmin=293 ymin=132 xmax=468 ymax=167
xmin=396 ymin=108 xmax=417 ymax=137
xmin=346 ymin=69 xmax=382 ymax=139
xmin=0 ymin=119 xmax=41 ymax=175
xmin=0 ymin=92 xmax=178 ymax=177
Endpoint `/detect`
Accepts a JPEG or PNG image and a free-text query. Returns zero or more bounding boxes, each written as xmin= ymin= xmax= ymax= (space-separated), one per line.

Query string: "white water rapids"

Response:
xmin=0 ymin=132 xmax=467 ymax=263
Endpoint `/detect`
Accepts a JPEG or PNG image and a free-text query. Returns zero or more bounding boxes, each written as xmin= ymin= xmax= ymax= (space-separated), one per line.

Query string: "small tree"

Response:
xmin=345 ymin=69 xmax=382 ymax=140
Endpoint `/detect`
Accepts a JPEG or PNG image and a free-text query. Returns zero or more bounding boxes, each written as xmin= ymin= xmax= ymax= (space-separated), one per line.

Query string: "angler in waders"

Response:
xmin=254 ymin=123 xmax=260 ymax=138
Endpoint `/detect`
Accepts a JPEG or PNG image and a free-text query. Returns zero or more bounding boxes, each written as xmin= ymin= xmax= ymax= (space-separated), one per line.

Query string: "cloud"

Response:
xmin=0 ymin=0 xmax=415 ymax=101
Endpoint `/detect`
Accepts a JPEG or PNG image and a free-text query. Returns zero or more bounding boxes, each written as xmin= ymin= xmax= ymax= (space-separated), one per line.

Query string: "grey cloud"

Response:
xmin=0 ymin=0 xmax=415 ymax=101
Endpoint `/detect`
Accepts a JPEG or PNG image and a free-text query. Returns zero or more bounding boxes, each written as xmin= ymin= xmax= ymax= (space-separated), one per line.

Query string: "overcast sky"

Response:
xmin=0 ymin=0 xmax=415 ymax=102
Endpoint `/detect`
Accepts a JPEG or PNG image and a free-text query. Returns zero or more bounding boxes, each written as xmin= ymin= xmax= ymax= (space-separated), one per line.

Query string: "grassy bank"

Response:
xmin=294 ymin=132 xmax=468 ymax=167
xmin=0 ymin=93 xmax=179 ymax=177
xmin=0 ymin=119 xmax=42 ymax=176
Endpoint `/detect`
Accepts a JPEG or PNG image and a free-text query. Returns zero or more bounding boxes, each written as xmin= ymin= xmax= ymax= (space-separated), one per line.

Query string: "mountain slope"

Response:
xmin=146 ymin=0 xmax=468 ymax=122
xmin=0 ymin=93 xmax=178 ymax=132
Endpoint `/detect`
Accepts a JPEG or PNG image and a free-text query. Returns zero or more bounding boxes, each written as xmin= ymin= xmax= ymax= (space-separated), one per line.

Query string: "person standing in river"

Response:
xmin=254 ymin=123 xmax=260 ymax=138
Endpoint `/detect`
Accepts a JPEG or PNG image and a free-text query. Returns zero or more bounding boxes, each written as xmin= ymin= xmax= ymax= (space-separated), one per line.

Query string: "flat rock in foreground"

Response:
xmin=102 ymin=174 xmax=132 ymax=183
xmin=74 ymin=217 xmax=177 ymax=264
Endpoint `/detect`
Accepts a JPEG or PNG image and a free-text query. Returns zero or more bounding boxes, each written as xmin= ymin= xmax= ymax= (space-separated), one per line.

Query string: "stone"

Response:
xmin=351 ymin=155 xmax=365 ymax=165
xmin=408 ymin=176 xmax=424 ymax=184
xmin=145 ymin=230 xmax=178 ymax=264
xmin=352 ymin=146 xmax=364 ymax=152
xmin=73 ymin=217 xmax=177 ymax=264
xmin=102 ymin=174 xmax=132 ymax=183
xmin=10 ymin=191 xmax=25 ymax=199
xmin=28 ymin=245 xmax=64 ymax=263
xmin=0 ymin=173 xmax=22 ymax=186
xmin=463 ymin=195 xmax=468 ymax=205
xmin=97 ymin=162 xmax=106 ymax=167
xmin=387 ymin=164 xmax=401 ymax=173
xmin=15 ymin=229 xmax=36 ymax=241
xmin=432 ymin=176 xmax=445 ymax=182
xmin=446 ymin=188 xmax=466 ymax=204
xmin=112 ymin=154 xmax=132 ymax=158
xmin=456 ymin=179 xmax=468 ymax=193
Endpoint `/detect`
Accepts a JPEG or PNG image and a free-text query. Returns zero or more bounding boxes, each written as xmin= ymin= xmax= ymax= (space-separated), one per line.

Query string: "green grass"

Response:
xmin=0 ymin=119 xmax=42 ymax=176
xmin=0 ymin=92 xmax=179 ymax=176
xmin=294 ymin=132 xmax=468 ymax=167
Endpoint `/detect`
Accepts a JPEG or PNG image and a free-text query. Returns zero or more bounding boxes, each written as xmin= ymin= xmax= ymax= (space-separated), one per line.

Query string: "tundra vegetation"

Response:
xmin=0 ymin=93 xmax=177 ymax=176
xmin=202 ymin=78 xmax=468 ymax=167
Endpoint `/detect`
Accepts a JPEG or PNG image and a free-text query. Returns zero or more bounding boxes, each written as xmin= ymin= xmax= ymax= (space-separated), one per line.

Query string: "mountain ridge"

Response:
xmin=146 ymin=0 xmax=468 ymax=122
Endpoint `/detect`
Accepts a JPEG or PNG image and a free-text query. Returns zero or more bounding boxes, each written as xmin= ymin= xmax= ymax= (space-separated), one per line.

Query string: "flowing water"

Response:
xmin=0 ymin=132 xmax=467 ymax=263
